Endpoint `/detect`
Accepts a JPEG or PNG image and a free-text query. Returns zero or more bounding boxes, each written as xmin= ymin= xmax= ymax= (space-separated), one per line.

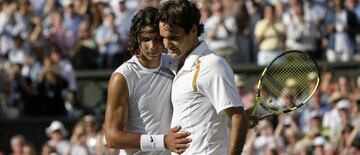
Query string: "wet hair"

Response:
xmin=157 ymin=0 xmax=204 ymax=36
xmin=127 ymin=7 xmax=159 ymax=56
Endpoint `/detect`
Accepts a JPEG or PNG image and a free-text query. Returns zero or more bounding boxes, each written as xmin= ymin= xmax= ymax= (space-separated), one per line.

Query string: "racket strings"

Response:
xmin=260 ymin=52 xmax=319 ymax=112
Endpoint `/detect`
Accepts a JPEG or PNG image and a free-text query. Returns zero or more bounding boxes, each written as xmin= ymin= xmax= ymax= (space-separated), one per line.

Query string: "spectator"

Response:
xmin=336 ymin=74 xmax=356 ymax=101
xmin=205 ymin=0 xmax=239 ymax=65
xmin=22 ymin=143 xmax=36 ymax=155
xmin=49 ymin=46 xmax=77 ymax=93
xmin=114 ymin=0 xmax=134 ymax=46
xmin=233 ymin=0 xmax=252 ymax=63
xmin=298 ymin=89 xmax=331 ymax=134
xmin=274 ymin=114 xmax=301 ymax=154
xmin=248 ymin=120 xmax=284 ymax=155
xmin=196 ymin=0 xmax=212 ymax=23
xmin=95 ymin=9 xmax=124 ymax=69
xmin=40 ymin=143 xmax=57 ymax=155
xmin=41 ymin=0 xmax=59 ymax=19
xmin=346 ymin=0 xmax=360 ymax=24
xmin=36 ymin=55 xmax=68 ymax=116
xmin=29 ymin=0 xmax=46 ymax=17
xmin=71 ymin=19 xmax=99 ymax=69
xmin=322 ymin=92 xmax=341 ymax=132
xmin=234 ymin=74 xmax=252 ymax=108
xmin=65 ymin=121 xmax=90 ymax=155
xmin=82 ymin=115 xmax=99 ymax=155
xmin=324 ymin=0 xmax=357 ymax=62
xmin=312 ymin=136 xmax=328 ymax=155
xmin=0 ymin=1 xmax=24 ymax=57
xmin=28 ymin=16 xmax=45 ymax=52
xmin=8 ymin=36 xmax=27 ymax=65
xmin=62 ymin=0 xmax=84 ymax=36
xmin=6 ymin=62 xmax=35 ymax=118
xmin=284 ymin=0 xmax=322 ymax=59
xmin=45 ymin=120 xmax=70 ymax=155
xmin=255 ymin=4 xmax=285 ymax=66
xmin=319 ymin=67 xmax=337 ymax=100
xmin=73 ymin=0 xmax=90 ymax=16
xmin=10 ymin=134 xmax=26 ymax=155
xmin=43 ymin=11 xmax=77 ymax=57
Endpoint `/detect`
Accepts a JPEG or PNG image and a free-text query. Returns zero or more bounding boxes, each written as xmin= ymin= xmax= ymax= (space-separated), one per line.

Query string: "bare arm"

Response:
xmin=104 ymin=73 xmax=140 ymax=149
xmin=104 ymin=73 xmax=191 ymax=153
xmin=225 ymin=106 xmax=249 ymax=155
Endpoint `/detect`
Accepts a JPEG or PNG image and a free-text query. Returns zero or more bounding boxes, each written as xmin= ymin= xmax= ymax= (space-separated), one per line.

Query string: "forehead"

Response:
xmin=139 ymin=26 xmax=158 ymax=37
xmin=159 ymin=22 xmax=184 ymax=35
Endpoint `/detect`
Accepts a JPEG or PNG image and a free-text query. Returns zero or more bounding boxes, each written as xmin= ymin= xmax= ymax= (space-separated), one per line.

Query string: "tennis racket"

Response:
xmin=248 ymin=50 xmax=320 ymax=130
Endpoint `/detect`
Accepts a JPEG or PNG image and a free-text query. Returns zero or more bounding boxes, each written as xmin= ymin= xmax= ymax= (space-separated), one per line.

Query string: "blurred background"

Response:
xmin=0 ymin=0 xmax=359 ymax=154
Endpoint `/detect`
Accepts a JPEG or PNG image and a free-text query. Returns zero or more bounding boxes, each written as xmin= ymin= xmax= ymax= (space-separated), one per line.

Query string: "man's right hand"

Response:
xmin=164 ymin=126 xmax=192 ymax=154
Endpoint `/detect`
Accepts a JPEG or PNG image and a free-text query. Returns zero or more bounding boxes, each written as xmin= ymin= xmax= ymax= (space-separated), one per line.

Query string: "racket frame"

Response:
xmin=251 ymin=50 xmax=321 ymax=121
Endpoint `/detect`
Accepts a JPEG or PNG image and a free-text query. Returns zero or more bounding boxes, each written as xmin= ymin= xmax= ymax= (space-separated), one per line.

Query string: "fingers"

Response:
xmin=171 ymin=144 xmax=189 ymax=154
xmin=173 ymin=148 xmax=186 ymax=154
xmin=165 ymin=127 xmax=192 ymax=153
xmin=170 ymin=126 xmax=181 ymax=132
xmin=175 ymin=137 xmax=192 ymax=144
xmin=175 ymin=132 xmax=191 ymax=139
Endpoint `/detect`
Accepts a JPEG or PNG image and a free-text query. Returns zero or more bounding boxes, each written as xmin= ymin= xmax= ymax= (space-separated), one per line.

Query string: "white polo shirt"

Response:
xmin=171 ymin=42 xmax=243 ymax=155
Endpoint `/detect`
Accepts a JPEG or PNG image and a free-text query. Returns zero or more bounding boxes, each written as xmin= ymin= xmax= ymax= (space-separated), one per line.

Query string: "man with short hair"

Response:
xmin=158 ymin=0 xmax=249 ymax=154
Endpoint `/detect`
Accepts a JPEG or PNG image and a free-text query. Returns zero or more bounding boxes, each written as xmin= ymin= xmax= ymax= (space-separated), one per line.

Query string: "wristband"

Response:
xmin=140 ymin=134 xmax=165 ymax=151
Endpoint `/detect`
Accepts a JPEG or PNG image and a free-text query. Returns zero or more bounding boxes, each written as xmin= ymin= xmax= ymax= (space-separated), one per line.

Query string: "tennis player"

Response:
xmin=158 ymin=0 xmax=249 ymax=154
xmin=104 ymin=7 xmax=191 ymax=155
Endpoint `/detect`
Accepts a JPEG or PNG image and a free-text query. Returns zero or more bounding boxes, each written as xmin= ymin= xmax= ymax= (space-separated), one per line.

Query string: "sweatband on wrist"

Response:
xmin=140 ymin=134 xmax=165 ymax=151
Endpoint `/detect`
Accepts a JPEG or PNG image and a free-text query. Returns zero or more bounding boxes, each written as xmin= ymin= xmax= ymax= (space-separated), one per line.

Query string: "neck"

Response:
xmin=137 ymin=55 xmax=161 ymax=69
xmin=177 ymin=39 xmax=200 ymax=71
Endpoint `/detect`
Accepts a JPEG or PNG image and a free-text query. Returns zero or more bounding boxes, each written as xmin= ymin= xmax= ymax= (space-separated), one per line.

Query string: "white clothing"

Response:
xmin=8 ymin=49 xmax=25 ymax=64
xmin=205 ymin=16 xmax=238 ymax=53
xmin=68 ymin=144 xmax=88 ymax=155
xmin=284 ymin=10 xmax=320 ymax=52
xmin=59 ymin=59 xmax=77 ymax=91
xmin=171 ymin=42 xmax=243 ymax=155
xmin=114 ymin=54 xmax=175 ymax=155
xmin=47 ymin=140 xmax=70 ymax=155
xmin=334 ymin=11 xmax=354 ymax=54
xmin=322 ymin=108 xmax=341 ymax=136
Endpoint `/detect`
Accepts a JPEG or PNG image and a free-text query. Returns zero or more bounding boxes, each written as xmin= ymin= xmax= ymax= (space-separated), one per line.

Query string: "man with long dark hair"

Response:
xmin=104 ymin=7 xmax=191 ymax=155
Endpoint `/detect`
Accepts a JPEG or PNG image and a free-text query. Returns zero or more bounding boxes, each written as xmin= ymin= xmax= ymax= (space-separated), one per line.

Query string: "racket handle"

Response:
xmin=253 ymin=126 xmax=260 ymax=136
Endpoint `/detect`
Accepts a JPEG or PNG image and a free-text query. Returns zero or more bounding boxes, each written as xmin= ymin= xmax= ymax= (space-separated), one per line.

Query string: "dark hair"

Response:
xmin=157 ymin=0 xmax=204 ymax=36
xmin=127 ymin=7 xmax=159 ymax=55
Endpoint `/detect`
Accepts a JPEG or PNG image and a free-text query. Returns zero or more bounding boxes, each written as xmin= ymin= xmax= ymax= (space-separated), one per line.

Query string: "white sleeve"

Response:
xmin=199 ymin=58 xmax=243 ymax=114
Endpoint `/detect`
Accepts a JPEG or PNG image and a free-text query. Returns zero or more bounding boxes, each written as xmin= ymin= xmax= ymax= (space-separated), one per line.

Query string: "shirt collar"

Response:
xmin=181 ymin=41 xmax=208 ymax=71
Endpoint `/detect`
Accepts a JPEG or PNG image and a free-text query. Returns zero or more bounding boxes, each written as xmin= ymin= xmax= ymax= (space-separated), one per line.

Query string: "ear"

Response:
xmin=191 ymin=24 xmax=198 ymax=35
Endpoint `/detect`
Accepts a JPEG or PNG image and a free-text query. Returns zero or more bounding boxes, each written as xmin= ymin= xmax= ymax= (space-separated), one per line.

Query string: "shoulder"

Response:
xmin=200 ymin=52 xmax=232 ymax=74
xmin=113 ymin=58 xmax=139 ymax=74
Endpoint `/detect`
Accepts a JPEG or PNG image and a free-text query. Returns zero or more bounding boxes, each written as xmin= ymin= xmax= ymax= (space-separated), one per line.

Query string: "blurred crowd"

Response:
xmin=234 ymin=68 xmax=360 ymax=154
xmin=0 ymin=0 xmax=359 ymax=154
xmin=4 ymin=70 xmax=360 ymax=155
xmin=0 ymin=0 xmax=360 ymax=117
xmin=6 ymin=115 xmax=116 ymax=155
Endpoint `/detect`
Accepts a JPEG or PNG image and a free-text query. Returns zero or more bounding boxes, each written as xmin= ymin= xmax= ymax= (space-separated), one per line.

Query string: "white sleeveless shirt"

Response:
xmin=113 ymin=54 xmax=175 ymax=155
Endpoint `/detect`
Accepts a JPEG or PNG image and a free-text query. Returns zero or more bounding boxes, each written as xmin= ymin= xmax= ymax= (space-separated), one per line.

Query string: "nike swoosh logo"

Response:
xmin=150 ymin=135 xmax=154 ymax=142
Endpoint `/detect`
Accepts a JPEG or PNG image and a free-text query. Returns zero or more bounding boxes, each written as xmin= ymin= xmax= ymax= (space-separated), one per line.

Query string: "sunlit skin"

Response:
xmin=137 ymin=26 xmax=164 ymax=68
xmin=159 ymin=22 xmax=199 ymax=69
